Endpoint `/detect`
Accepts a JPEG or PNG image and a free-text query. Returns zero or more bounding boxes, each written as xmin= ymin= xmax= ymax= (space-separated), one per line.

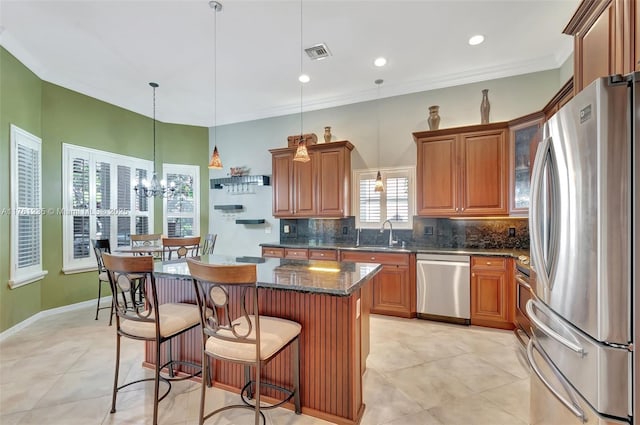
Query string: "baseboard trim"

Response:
xmin=0 ymin=295 xmax=112 ymax=342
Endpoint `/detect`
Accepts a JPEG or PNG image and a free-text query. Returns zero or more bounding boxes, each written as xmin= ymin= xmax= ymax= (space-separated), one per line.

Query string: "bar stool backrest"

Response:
xmin=131 ymin=233 xmax=162 ymax=247
xmin=102 ymin=253 xmax=158 ymax=336
xmin=92 ymin=239 xmax=111 ymax=273
xmin=201 ymin=233 xmax=217 ymax=255
xmin=162 ymin=236 xmax=201 ymax=260
xmin=187 ymin=259 xmax=260 ymax=350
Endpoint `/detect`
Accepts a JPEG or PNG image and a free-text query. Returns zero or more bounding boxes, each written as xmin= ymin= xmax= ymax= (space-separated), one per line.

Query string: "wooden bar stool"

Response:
xmin=187 ymin=258 xmax=302 ymax=425
xmin=162 ymin=236 xmax=201 ymax=260
xmin=102 ymin=253 xmax=202 ymax=425
xmin=91 ymin=239 xmax=114 ymax=324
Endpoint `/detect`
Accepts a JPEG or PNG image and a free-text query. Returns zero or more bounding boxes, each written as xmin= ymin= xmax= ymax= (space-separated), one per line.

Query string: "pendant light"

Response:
xmin=293 ymin=0 xmax=310 ymax=163
xmin=208 ymin=1 xmax=223 ymax=169
xmin=374 ymin=79 xmax=384 ymax=192
xmin=134 ymin=82 xmax=174 ymax=198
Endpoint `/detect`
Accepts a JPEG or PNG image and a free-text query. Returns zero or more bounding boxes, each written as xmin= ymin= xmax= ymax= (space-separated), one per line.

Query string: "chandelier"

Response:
xmin=134 ymin=82 xmax=177 ymax=198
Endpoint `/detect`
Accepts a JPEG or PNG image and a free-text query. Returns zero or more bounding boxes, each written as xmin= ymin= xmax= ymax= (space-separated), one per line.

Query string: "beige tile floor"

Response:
xmin=0 ymin=305 xmax=530 ymax=425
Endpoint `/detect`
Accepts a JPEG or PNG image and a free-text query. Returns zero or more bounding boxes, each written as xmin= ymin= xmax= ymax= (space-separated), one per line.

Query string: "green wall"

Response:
xmin=0 ymin=47 xmax=209 ymax=331
xmin=0 ymin=48 xmax=44 ymax=329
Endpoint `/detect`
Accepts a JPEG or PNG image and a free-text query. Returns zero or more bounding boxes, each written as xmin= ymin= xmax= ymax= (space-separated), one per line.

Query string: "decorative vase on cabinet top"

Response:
xmin=427 ymin=105 xmax=440 ymax=130
xmin=480 ymin=89 xmax=490 ymax=124
xmin=323 ymin=126 xmax=332 ymax=143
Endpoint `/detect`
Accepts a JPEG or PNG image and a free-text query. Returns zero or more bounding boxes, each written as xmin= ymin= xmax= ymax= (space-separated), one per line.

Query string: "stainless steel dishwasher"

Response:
xmin=416 ymin=254 xmax=471 ymax=324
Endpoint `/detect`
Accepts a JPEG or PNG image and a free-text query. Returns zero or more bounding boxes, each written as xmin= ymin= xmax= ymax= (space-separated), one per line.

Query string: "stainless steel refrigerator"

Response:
xmin=527 ymin=73 xmax=638 ymax=425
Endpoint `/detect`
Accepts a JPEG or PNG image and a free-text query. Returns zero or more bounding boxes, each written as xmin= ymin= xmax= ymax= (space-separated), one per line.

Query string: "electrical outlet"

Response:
xmin=283 ymin=224 xmax=290 ymax=234
xmin=342 ymin=226 xmax=349 ymax=235
xmin=508 ymin=227 xmax=516 ymax=237
xmin=424 ymin=226 xmax=434 ymax=236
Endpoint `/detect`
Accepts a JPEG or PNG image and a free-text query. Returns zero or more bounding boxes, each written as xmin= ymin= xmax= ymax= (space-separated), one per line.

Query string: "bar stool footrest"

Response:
xmin=240 ymin=380 xmax=297 ymax=411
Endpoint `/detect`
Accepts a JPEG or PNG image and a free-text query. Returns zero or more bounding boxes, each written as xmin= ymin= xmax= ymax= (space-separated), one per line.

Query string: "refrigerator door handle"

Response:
xmin=530 ymin=136 xmax=550 ymax=289
xmin=526 ymin=299 xmax=586 ymax=355
xmin=526 ymin=338 xmax=586 ymax=421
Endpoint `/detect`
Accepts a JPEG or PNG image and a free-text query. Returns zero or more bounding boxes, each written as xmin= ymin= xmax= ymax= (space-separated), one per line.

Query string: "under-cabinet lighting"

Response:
xmin=308 ymin=266 xmax=341 ymax=273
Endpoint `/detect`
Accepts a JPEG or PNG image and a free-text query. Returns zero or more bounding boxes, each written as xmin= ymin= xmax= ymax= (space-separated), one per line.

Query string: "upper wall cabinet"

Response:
xmin=413 ymin=122 xmax=509 ymax=217
xmin=564 ymin=0 xmax=638 ymax=93
xmin=269 ymin=141 xmax=353 ymax=218
xmin=508 ymin=112 xmax=544 ymax=215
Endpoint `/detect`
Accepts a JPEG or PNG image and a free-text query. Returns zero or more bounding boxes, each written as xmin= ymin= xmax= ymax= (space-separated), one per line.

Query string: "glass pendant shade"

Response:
xmin=208 ymin=145 xmax=223 ymax=169
xmin=374 ymin=170 xmax=384 ymax=192
xmin=293 ymin=139 xmax=310 ymax=162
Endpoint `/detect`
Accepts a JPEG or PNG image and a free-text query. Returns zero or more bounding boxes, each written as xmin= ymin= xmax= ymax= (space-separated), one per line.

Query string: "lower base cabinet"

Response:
xmin=470 ymin=256 xmax=514 ymax=330
xmin=340 ymin=251 xmax=416 ymax=318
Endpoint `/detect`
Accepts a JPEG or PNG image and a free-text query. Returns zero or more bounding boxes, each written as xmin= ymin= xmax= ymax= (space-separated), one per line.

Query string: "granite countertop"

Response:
xmin=260 ymin=241 xmax=528 ymax=259
xmin=153 ymin=254 xmax=382 ymax=297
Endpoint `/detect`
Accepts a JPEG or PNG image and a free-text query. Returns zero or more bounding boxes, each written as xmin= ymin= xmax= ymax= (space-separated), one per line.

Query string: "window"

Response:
xmin=353 ymin=167 xmax=415 ymax=229
xmin=9 ymin=125 xmax=47 ymax=288
xmin=163 ymin=164 xmax=199 ymax=237
xmin=62 ymin=144 xmax=153 ymax=273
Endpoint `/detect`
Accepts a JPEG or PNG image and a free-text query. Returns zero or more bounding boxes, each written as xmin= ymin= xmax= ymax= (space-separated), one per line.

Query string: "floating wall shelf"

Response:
xmin=235 ymin=219 xmax=266 ymax=225
xmin=214 ymin=205 xmax=244 ymax=211
xmin=210 ymin=175 xmax=271 ymax=189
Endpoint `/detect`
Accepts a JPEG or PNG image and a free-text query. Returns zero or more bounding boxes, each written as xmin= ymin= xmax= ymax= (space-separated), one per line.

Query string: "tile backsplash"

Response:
xmin=279 ymin=216 xmax=529 ymax=249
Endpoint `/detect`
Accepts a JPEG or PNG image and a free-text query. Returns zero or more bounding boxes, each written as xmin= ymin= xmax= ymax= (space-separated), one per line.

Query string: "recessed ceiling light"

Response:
xmin=468 ymin=35 xmax=485 ymax=46
xmin=374 ymin=57 xmax=387 ymax=67
xmin=298 ymin=74 xmax=310 ymax=83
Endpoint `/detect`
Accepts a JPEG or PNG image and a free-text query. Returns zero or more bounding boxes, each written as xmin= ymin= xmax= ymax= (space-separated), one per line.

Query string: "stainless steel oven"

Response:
xmin=513 ymin=257 xmax=532 ymax=355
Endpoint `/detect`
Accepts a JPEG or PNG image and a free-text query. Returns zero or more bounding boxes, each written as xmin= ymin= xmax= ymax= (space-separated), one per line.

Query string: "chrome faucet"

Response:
xmin=380 ymin=220 xmax=397 ymax=247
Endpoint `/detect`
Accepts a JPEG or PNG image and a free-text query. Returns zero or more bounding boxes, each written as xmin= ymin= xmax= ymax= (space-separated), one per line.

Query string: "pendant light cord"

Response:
xmin=151 ymin=82 xmax=157 ymax=170
xmin=377 ymin=82 xmax=380 ymax=168
xmin=212 ymin=1 xmax=219 ymax=146
xmin=300 ymin=0 xmax=303 ymax=138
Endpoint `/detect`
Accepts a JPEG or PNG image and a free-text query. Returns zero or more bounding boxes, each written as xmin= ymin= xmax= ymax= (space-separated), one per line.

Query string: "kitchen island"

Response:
xmin=147 ymin=255 xmax=381 ymax=425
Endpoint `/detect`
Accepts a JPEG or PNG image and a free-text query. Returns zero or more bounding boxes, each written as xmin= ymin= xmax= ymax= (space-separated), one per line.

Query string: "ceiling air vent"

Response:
xmin=304 ymin=43 xmax=331 ymax=60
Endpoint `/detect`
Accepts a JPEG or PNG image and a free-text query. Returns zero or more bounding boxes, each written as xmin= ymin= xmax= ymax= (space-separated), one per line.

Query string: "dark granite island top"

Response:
xmin=149 ymin=254 xmax=379 ymax=425
xmin=154 ymin=254 xmax=381 ymax=296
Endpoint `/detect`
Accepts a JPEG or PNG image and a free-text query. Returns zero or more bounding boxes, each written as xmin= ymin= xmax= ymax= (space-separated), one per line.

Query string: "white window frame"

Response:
xmin=163 ymin=163 xmax=200 ymax=237
xmin=353 ymin=166 xmax=415 ymax=230
xmin=9 ymin=125 xmax=48 ymax=288
xmin=62 ymin=143 xmax=153 ymax=273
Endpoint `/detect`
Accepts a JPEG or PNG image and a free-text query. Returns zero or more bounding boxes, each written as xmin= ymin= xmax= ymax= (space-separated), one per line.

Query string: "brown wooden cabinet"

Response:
xmin=543 ymin=78 xmax=574 ymax=121
xmin=564 ymin=0 xmax=638 ymax=93
xmin=270 ymin=141 xmax=353 ymax=218
xmin=508 ymin=112 xmax=544 ymax=215
xmin=340 ymin=250 xmax=416 ymax=318
xmin=262 ymin=246 xmax=285 ymax=258
xmin=413 ymin=123 xmax=509 ymax=217
xmin=470 ymin=256 xmax=514 ymax=330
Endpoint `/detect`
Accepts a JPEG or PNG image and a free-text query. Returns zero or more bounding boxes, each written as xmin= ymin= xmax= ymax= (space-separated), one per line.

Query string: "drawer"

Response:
xmin=309 ymin=249 xmax=337 ymax=260
xmin=340 ymin=250 xmax=410 ymax=266
xmin=471 ymin=256 xmax=507 ymax=270
xmin=284 ymin=248 xmax=309 ymax=259
xmin=261 ymin=247 xmax=284 ymax=258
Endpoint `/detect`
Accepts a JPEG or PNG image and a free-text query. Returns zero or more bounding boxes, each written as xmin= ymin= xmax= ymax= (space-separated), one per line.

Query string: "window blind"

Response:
xmin=11 ymin=125 xmax=45 ymax=287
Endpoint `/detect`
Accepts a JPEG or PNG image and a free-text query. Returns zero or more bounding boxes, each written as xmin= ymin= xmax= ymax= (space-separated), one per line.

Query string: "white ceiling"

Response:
xmin=0 ymin=0 xmax=579 ymax=127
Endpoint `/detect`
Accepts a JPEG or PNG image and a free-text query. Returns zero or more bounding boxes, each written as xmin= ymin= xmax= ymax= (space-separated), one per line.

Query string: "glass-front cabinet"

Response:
xmin=508 ymin=113 xmax=543 ymax=215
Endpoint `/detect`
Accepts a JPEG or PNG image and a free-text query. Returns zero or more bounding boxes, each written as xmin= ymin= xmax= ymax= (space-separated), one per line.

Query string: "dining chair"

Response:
xmin=131 ymin=233 xmax=162 ymax=258
xmin=91 ymin=239 xmax=114 ymax=325
xmin=200 ymin=233 xmax=217 ymax=255
xmin=187 ymin=258 xmax=301 ymax=425
xmin=102 ymin=253 xmax=202 ymax=425
xmin=162 ymin=236 xmax=201 ymax=260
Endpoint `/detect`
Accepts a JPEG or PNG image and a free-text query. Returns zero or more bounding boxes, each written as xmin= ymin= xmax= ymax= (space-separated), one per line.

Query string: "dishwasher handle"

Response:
xmin=417 ymin=260 xmax=470 ymax=267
